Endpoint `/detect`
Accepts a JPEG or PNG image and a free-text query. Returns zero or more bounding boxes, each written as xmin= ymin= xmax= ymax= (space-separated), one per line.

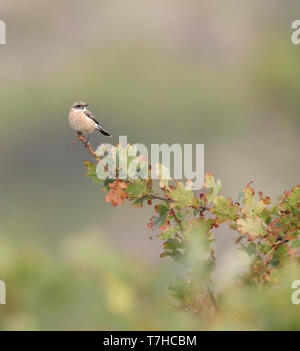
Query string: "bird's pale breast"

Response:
xmin=68 ymin=109 xmax=96 ymax=133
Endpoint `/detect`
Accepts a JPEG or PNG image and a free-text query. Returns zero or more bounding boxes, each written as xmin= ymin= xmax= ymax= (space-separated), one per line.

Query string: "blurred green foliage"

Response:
xmin=1 ymin=233 xmax=300 ymax=330
xmin=0 ymin=234 xmax=201 ymax=330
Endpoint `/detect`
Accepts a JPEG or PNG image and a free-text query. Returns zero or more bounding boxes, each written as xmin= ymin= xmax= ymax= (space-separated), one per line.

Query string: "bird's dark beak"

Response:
xmin=84 ymin=104 xmax=88 ymax=107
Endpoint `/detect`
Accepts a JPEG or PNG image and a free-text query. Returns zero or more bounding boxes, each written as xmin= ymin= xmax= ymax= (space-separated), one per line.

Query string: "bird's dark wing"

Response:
xmin=84 ymin=109 xmax=111 ymax=136
xmin=84 ymin=109 xmax=100 ymax=125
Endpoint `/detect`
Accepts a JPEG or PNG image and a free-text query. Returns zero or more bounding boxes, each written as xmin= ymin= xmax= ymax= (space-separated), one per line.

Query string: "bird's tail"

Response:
xmin=97 ymin=125 xmax=111 ymax=136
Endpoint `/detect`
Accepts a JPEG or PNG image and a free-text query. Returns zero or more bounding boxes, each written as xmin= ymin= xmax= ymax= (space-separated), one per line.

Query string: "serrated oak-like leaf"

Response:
xmin=212 ymin=196 xmax=238 ymax=222
xmin=237 ymin=217 xmax=266 ymax=240
xmin=126 ymin=179 xmax=150 ymax=198
xmin=169 ymin=182 xmax=195 ymax=208
xmin=105 ymin=180 xmax=128 ymax=207
xmin=241 ymin=183 xmax=265 ymax=218
xmin=281 ymin=185 xmax=300 ymax=213
xmin=204 ymin=173 xmax=222 ymax=202
xmin=83 ymin=160 xmax=102 ymax=183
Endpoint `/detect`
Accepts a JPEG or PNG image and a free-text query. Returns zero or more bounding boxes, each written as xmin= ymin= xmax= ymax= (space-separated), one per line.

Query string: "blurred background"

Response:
xmin=0 ymin=0 xmax=299 ymax=330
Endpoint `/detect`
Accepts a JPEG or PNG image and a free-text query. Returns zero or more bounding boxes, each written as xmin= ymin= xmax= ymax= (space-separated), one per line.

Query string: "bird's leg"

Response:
xmin=77 ymin=131 xmax=86 ymax=145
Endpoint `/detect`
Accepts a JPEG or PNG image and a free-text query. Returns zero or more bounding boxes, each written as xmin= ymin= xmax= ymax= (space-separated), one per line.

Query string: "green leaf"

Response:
xmin=126 ymin=179 xmax=150 ymax=198
xmin=241 ymin=183 xmax=265 ymax=218
xmin=151 ymin=214 xmax=167 ymax=228
xmin=159 ymin=227 xmax=176 ymax=240
xmin=156 ymin=204 xmax=169 ymax=215
xmin=170 ymin=182 xmax=195 ymax=208
xmin=132 ymin=195 xmax=150 ymax=207
xmin=83 ymin=160 xmax=102 ymax=183
xmin=237 ymin=217 xmax=266 ymax=239
xmin=281 ymin=186 xmax=300 ymax=214
xmin=212 ymin=195 xmax=238 ymax=222
xmin=204 ymin=173 xmax=222 ymax=202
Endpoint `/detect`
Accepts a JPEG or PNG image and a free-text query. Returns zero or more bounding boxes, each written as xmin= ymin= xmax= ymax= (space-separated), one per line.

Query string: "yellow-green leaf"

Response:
xmin=212 ymin=195 xmax=238 ymax=222
xmin=242 ymin=183 xmax=265 ymax=218
xmin=204 ymin=173 xmax=222 ymax=202
xmin=126 ymin=179 xmax=150 ymax=198
xmin=170 ymin=182 xmax=195 ymax=208
xmin=237 ymin=217 xmax=266 ymax=239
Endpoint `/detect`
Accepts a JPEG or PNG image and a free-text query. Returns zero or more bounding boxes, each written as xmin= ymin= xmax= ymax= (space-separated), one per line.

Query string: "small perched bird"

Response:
xmin=68 ymin=101 xmax=111 ymax=144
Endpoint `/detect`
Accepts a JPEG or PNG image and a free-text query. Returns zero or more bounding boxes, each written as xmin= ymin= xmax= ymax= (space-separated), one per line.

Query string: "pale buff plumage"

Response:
xmin=69 ymin=108 xmax=97 ymax=134
xmin=68 ymin=101 xmax=111 ymax=136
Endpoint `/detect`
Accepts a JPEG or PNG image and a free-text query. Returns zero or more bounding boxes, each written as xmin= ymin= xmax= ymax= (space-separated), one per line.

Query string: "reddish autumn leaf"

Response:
xmin=105 ymin=180 xmax=128 ymax=207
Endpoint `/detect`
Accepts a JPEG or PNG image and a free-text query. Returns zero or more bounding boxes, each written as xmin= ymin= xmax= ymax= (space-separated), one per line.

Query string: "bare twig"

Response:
xmin=150 ymin=194 xmax=174 ymax=202
xmin=206 ymin=283 xmax=220 ymax=313
xmin=151 ymin=194 xmax=210 ymax=212
xmin=77 ymin=132 xmax=100 ymax=161
xmin=170 ymin=208 xmax=184 ymax=233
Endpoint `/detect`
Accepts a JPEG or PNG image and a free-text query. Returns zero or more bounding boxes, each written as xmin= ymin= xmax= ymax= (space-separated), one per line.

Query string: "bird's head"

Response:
xmin=72 ymin=101 xmax=88 ymax=110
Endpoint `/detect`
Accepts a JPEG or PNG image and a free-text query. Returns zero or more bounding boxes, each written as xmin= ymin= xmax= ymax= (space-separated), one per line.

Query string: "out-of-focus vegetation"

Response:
xmin=0 ymin=0 xmax=300 ymax=330
xmin=0 ymin=234 xmax=200 ymax=330
xmin=1 ymin=233 xmax=300 ymax=330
